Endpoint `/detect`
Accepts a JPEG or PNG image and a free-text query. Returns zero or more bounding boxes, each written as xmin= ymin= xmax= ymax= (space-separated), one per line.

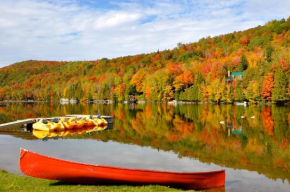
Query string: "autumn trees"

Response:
xmin=0 ymin=17 xmax=290 ymax=103
xmin=261 ymin=73 xmax=274 ymax=101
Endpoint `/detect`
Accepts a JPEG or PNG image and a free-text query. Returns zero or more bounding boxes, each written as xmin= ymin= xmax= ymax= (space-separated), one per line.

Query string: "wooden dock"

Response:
xmin=0 ymin=115 xmax=113 ymax=129
xmin=0 ymin=119 xmax=36 ymax=129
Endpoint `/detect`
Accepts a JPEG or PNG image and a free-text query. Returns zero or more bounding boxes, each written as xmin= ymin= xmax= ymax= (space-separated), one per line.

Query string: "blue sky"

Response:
xmin=0 ymin=0 xmax=289 ymax=67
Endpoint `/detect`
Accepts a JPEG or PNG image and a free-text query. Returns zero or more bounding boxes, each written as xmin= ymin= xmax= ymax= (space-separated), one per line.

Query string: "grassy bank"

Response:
xmin=0 ymin=170 xmax=196 ymax=192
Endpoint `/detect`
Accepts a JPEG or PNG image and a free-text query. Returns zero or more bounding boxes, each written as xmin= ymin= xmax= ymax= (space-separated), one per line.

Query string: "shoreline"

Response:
xmin=0 ymin=169 xmax=194 ymax=192
xmin=0 ymin=100 xmax=284 ymax=106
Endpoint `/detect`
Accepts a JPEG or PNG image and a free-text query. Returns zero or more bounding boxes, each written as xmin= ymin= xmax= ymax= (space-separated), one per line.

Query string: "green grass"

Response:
xmin=0 ymin=170 xmax=196 ymax=192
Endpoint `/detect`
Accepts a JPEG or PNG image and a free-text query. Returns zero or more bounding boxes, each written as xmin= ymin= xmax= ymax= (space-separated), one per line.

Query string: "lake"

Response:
xmin=0 ymin=102 xmax=289 ymax=191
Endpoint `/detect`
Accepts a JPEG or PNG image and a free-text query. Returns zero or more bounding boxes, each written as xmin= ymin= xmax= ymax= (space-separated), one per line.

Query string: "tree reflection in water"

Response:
xmin=0 ymin=102 xmax=289 ymax=183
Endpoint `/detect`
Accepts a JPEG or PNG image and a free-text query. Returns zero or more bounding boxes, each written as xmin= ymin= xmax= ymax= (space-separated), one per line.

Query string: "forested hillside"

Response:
xmin=1 ymin=17 xmax=290 ymax=103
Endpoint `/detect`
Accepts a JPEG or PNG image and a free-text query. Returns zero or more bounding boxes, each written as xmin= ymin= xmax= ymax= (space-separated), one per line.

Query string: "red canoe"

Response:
xmin=19 ymin=148 xmax=225 ymax=190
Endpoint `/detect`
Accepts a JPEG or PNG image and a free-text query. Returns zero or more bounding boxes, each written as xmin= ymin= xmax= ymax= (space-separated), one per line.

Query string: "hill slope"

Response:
xmin=1 ymin=17 xmax=290 ymax=103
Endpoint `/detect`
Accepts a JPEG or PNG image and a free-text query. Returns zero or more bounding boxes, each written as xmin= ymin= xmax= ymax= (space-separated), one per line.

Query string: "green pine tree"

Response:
xmin=272 ymin=67 xmax=288 ymax=103
xmin=234 ymin=81 xmax=244 ymax=101
xmin=240 ymin=54 xmax=248 ymax=71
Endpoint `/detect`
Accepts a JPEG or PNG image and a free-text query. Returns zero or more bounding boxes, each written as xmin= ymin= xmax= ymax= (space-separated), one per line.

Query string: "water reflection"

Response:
xmin=32 ymin=126 xmax=108 ymax=140
xmin=0 ymin=102 xmax=290 ymax=186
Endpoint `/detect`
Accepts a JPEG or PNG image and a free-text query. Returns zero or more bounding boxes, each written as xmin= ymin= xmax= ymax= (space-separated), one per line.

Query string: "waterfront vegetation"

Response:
xmin=1 ymin=18 xmax=290 ymax=103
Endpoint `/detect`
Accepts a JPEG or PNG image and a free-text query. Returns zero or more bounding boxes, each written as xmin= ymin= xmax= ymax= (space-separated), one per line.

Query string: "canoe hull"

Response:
xmin=19 ymin=148 xmax=225 ymax=190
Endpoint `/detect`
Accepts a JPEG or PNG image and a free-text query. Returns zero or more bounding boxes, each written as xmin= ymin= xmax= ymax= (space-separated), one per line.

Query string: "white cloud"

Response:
xmin=0 ymin=0 xmax=289 ymax=67
xmin=94 ymin=12 xmax=142 ymax=29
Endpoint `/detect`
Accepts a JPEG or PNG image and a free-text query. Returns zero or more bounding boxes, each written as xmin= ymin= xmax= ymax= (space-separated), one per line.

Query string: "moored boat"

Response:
xmin=82 ymin=116 xmax=95 ymax=127
xmin=92 ymin=115 xmax=108 ymax=126
xmin=68 ymin=117 xmax=84 ymax=129
xmin=59 ymin=118 xmax=74 ymax=129
xmin=33 ymin=119 xmax=64 ymax=131
xmin=19 ymin=148 xmax=225 ymax=190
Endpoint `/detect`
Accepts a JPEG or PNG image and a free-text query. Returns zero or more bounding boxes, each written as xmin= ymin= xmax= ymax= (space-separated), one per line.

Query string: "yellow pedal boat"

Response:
xmin=68 ymin=117 xmax=85 ymax=129
xmin=33 ymin=119 xmax=64 ymax=131
xmin=82 ymin=116 xmax=95 ymax=127
xmin=92 ymin=116 xmax=108 ymax=126
xmin=59 ymin=118 xmax=74 ymax=129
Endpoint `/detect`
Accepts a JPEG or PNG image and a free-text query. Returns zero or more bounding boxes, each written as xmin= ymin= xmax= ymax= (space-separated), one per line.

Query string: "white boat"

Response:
xmin=168 ymin=100 xmax=177 ymax=105
xmin=236 ymin=101 xmax=247 ymax=106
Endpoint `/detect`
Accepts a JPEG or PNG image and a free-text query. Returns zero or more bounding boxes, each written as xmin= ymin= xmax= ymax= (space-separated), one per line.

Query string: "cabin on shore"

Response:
xmin=129 ymin=95 xmax=138 ymax=103
xmin=227 ymin=71 xmax=244 ymax=82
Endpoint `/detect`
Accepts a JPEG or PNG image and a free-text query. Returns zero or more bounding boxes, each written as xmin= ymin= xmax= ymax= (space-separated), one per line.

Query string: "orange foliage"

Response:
xmin=201 ymin=85 xmax=209 ymax=101
xmin=261 ymin=107 xmax=274 ymax=135
xmin=145 ymin=86 xmax=151 ymax=100
xmin=261 ymin=73 xmax=274 ymax=101
xmin=90 ymin=76 xmax=98 ymax=83
xmin=167 ymin=132 xmax=182 ymax=142
xmin=115 ymin=83 xmax=126 ymax=98
xmin=166 ymin=63 xmax=182 ymax=75
xmin=280 ymin=59 xmax=289 ymax=72
xmin=130 ymin=72 xmax=147 ymax=92
xmin=173 ymin=69 xmax=194 ymax=91
xmin=100 ymin=75 xmax=106 ymax=83
xmin=201 ymin=62 xmax=211 ymax=78
xmin=232 ymin=56 xmax=240 ymax=68
xmin=239 ymin=36 xmax=249 ymax=46
xmin=145 ymin=105 xmax=151 ymax=119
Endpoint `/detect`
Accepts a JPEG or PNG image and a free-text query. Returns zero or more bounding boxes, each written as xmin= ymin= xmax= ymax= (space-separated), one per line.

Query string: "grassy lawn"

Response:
xmin=0 ymin=170 xmax=196 ymax=192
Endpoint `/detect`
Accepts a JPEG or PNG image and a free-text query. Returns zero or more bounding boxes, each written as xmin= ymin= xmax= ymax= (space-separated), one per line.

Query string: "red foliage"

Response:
xmin=90 ymin=77 xmax=98 ymax=83
xmin=261 ymin=73 xmax=274 ymax=101
xmin=261 ymin=107 xmax=274 ymax=135
xmin=117 ymin=72 xmax=123 ymax=77
xmin=166 ymin=63 xmax=182 ymax=75
xmin=145 ymin=87 xmax=151 ymax=100
xmin=201 ymin=62 xmax=211 ymax=78
xmin=135 ymin=55 xmax=140 ymax=62
xmin=280 ymin=59 xmax=289 ymax=72
xmin=239 ymin=37 xmax=249 ymax=46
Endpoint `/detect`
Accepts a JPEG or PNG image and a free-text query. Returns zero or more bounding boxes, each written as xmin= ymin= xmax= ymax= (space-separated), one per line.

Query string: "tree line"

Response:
xmin=0 ymin=17 xmax=290 ymax=103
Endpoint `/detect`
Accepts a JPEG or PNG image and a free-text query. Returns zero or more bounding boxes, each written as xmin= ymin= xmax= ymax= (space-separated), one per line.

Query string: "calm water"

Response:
xmin=0 ymin=102 xmax=289 ymax=192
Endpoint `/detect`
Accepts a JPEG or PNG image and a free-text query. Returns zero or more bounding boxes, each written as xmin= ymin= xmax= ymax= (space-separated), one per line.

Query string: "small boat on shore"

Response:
xmin=19 ymin=148 xmax=225 ymax=190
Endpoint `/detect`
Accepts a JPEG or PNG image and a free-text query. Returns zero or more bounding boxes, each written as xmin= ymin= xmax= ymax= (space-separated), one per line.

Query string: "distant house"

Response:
xmin=129 ymin=95 xmax=137 ymax=103
xmin=227 ymin=71 xmax=244 ymax=82
xmin=60 ymin=98 xmax=69 ymax=103
xmin=70 ymin=98 xmax=78 ymax=103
